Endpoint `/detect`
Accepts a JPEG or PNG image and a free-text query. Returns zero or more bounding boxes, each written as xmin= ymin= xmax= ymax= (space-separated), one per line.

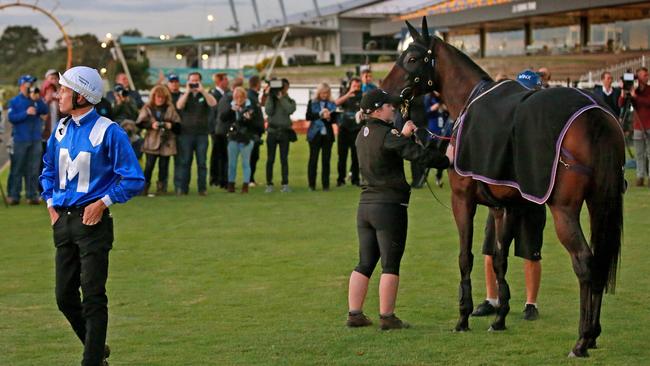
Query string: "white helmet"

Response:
xmin=59 ymin=66 xmax=104 ymax=105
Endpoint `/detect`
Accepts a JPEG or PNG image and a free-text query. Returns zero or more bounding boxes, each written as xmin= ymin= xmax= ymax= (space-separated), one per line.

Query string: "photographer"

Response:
xmin=220 ymin=87 xmax=256 ymax=193
xmin=6 ymin=75 xmax=48 ymax=205
xmin=620 ymin=67 xmax=650 ymax=187
xmin=105 ymin=72 xmax=144 ymax=108
xmin=111 ymin=83 xmax=139 ymax=123
xmin=264 ymin=78 xmax=296 ymax=193
xmin=175 ymin=72 xmax=217 ymax=196
xmin=136 ymin=85 xmax=181 ymax=196
xmin=306 ymin=83 xmax=338 ymax=191
xmin=335 ymin=77 xmax=363 ymax=186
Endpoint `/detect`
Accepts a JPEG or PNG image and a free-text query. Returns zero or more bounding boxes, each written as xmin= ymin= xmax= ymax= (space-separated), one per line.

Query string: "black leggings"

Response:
xmin=355 ymin=203 xmax=408 ymax=277
xmin=144 ymin=154 xmax=171 ymax=186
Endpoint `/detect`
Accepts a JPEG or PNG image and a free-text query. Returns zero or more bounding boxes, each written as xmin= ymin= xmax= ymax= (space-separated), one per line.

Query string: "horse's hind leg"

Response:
xmin=549 ymin=203 xmax=594 ymax=357
xmin=451 ymin=190 xmax=477 ymax=332
xmin=489 ymin=207 xmax=514 ymax=331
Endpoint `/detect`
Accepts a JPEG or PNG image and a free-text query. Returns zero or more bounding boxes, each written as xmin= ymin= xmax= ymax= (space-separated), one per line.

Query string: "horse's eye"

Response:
xmin=408 ymin=57 xmax=417 ymax=63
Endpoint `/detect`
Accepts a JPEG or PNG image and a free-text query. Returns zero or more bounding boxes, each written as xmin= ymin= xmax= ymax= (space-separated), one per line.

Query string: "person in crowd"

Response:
xmin=423 ymin=91 xmax=451 ymax=187
xmin=219 ymin=87 xmax=256 ymax=193
xmin=175 ymin=72 xmax=217 ymax=195
xmin=136 ymin=85 xmax=181 ymax=196
xmin=6 ymin=74 xmax=48 ymax=205
xmin=472 ymin=70 xmax=545 ymax=321
xmin=247 ymin=75 xmax=265 ymax=187
xmin=360 ymin=68 xmax=378 ymax=93
xmin=105 ymin=72 xmax=144 ymax=108
xmin=593 ymin=71 xmax=621 ymax=117
xmin=265 ymin=78 xmax=296 ymax=193
xmin=110 ymin=83 xmax=139 ymax=123
xmin=620 ymin=67 xmax=650 ymax=187
xmin=537 ymin=67 xmax=551 ymax=89
xmin=167 ymin=73 xmax=182 ymax=108
xmin=335 ymin=77 xmax=363 ymax=187
xmin=40 ymin=66 xmax=144 ymax=366
xmin=41 ymin=69 xmax=60 ymax=144
xmin=306 ymin=83 xmax=338 ymax=191
xmin=346 ymin=89 xmax=449 ymax=330
xmin=209 ymin=72 xmax=229 ymax=188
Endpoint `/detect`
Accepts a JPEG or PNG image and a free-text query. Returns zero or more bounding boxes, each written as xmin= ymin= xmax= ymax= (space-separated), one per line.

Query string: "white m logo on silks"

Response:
xmin=58 ymin=148 xmax=91 ymax=193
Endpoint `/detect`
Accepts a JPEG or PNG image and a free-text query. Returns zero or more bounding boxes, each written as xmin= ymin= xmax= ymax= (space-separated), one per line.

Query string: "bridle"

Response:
xmin=395 ymin=37 xmax=438 ymax=118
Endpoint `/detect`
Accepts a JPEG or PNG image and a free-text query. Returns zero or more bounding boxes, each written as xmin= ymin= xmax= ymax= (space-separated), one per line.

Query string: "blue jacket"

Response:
xmin=40 ymin=108 xmax=145 ymax=208
xmin=8 ymin=93 xmax=48 ymax=142
xmin=306 ymin=99 xmax=337 ymax=142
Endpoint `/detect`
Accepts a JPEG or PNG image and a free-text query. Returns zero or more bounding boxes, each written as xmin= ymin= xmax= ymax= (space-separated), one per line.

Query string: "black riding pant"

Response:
xmin=250 ymin=140 xmax=261 ymax=183
xmin=355 ymin=203 xmax=408 ymax=277
xmin=53 ymin=207 xmax=113 ymax=366
xmin=337 ymin=127 xmax=360 ymax=185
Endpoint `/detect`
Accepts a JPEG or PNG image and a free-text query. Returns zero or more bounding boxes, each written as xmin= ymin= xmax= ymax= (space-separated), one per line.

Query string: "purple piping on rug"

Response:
xmin=454 ymin=101 xmax=609 ymax=205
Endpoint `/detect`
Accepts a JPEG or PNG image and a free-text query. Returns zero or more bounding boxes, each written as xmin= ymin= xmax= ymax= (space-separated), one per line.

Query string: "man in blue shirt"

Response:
xmin=40 ymin=66 xmax=144 ymax=366
xmin=6 ymin=75 xmax=48 ymax=205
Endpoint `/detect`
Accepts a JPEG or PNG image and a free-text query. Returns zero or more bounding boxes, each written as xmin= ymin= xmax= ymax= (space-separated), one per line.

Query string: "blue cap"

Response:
xmin=516 ymin=70 xmax=541 ymax=90
xmin=167 ymin=73 xmax=179 ymax=82
xmin=18 ymin=74 xmax=37 ymax=86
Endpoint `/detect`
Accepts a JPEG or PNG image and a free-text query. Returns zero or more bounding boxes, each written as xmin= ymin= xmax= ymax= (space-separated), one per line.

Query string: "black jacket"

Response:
xmin=356 ymin=117 xmax=449 ymax=205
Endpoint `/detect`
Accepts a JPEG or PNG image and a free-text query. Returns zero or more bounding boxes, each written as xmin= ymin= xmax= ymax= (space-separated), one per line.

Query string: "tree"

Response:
xmin=0 ymin=26 xmax=48 ymax=64
xmin=55 ymin=34 xmax=110 ymax=69
xmin=121 ymin=29 xmax=143 ymax=37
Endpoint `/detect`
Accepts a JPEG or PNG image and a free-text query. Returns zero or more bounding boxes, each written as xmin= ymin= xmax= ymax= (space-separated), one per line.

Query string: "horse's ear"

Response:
xmin=421 ymin=17 xmax=430 ymax=42
xmin=405 ymin=20 xmax=422 ymax=43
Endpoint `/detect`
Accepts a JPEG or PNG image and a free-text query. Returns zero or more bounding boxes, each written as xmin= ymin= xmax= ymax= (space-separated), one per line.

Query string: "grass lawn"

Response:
xmin=1 ymin=140 xmax=649 ymax=365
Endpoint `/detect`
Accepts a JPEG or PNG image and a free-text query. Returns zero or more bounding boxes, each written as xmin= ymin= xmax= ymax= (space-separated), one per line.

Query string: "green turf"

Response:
xmin=0 ymin=141 xmax=648 ymax=365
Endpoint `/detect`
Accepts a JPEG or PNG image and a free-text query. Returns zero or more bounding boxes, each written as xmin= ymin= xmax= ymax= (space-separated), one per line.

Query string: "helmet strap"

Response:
xmin=72 ymin=91 xmax=90 ymax=110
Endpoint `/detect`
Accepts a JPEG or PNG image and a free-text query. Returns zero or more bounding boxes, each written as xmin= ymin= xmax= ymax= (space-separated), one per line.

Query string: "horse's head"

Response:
xmin=382 ymin=17 xmax=440 ymax=107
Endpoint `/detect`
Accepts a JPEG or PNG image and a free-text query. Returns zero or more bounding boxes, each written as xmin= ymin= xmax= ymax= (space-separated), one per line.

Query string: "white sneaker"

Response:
xmin=249 ymin=182 xmax=257 ymax=188
xmin=281 ymin=185 xmax=291 ymax=193
xmin=265 ymin=185 xmax=274 ymax=193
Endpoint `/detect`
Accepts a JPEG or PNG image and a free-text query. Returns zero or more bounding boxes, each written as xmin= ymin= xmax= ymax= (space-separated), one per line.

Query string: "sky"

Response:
xmin=0 ymin=0 xmax=345 ymax=47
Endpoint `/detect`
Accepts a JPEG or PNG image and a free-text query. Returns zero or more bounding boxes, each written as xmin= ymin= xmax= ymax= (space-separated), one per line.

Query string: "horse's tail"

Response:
xmin=588 ymin=110 xmax=625 ymax=294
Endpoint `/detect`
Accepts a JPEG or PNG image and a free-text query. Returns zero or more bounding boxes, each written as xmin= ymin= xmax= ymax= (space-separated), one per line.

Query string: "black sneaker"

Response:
xmin=523 ymin=304 xmax=539 ymax=321
xmin=471 ymin=300 xmax=497 ymax=317
xmin=346 ymin=312 xmax=372 ymax=327
xmin=379 ymin=314 xmax=410 ymax=330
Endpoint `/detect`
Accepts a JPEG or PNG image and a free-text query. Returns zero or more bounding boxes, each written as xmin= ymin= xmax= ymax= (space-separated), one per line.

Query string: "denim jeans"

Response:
xmin=174 ymin=134 xmax=208 ymax=193
xmin=227 ymin=140 xmax=254 ymax=183
xmin=8 ymin=140 xmax=42 ymax=200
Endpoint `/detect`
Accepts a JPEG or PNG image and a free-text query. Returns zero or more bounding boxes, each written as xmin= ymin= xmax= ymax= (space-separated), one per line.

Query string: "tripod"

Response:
xmin=620 ymin=93 xmax=635 ymax=159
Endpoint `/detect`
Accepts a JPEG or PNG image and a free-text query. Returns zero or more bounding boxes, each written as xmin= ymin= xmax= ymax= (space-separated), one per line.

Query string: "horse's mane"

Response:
xmin=436 ymin=37 xmax=492 ymax=81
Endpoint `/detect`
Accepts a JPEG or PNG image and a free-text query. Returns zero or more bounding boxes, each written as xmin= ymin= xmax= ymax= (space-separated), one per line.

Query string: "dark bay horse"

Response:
xmin=382 ymin=18 xmax=625 ymax=357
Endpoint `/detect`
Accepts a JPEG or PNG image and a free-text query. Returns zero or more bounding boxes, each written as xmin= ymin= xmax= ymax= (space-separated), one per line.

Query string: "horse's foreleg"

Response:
xmin=451 ymin=190 xmax=477 ymax=332
xmin=489 ymin=207 xmax=513 ymax=331
xmin=549 ymin=204 xmax=594 ymax=358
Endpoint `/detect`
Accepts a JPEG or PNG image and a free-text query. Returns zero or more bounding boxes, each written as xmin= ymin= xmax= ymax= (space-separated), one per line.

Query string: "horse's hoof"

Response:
xmin=587 ymin=340 xmax=598 ymax=349
xmin=488 ymin=325 xmax=506 ymax=332
xmin=453 ymin=326 xmax=470 ymax=333
xmin=568 ymin=349 xmax=589 ymax=358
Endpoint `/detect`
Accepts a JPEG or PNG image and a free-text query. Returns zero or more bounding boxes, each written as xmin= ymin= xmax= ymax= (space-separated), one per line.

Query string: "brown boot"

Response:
xmin=141 ymin=182 xmax=150 ymax=196
xmin=227 ymin=182 xmax=236 ymax=193
xmin=636 ymin=177 xmax=644 ymax=187
xmin=346 ymin=312 xmax=372 ymax=327
xmin=379 ymin=314 xmax=410 ymax=330
xmin=241 ymin=183 xmax=249 ymax=194
xmin=156 ymin=181 xmax=166 ymax=194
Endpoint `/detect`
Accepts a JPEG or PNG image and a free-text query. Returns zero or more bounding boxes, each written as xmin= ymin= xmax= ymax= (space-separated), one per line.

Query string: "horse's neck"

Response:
xmin=436 ymin=43 xmax=487 ymax=119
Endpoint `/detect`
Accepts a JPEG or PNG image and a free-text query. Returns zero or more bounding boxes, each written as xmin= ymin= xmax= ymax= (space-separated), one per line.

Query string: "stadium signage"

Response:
xmin=512 ymin=1 xmax=536 ymax=14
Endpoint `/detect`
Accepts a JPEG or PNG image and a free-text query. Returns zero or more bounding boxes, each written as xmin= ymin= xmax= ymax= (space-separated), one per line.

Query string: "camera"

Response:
xmin=156 ymin=121 xmax=166 ymax=129
xmin=340 ymin=70 xmax=355 ymax=95
xmin=268 ymin=78 xmax=284 ymax=97
xmin=113 ymin=84 xmax=129 ymax=97
xmin=622 ymin=71 xmax=636 ymax=91
xmin=28 ymin=86 xmax=40 ymax=94
xmin=189 ymin=83 xmax=199 ymax=89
